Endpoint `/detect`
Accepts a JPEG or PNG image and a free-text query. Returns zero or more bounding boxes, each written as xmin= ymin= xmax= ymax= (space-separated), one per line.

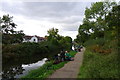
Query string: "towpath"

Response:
xmin=48 ymin=48 xmax=85 ymax=79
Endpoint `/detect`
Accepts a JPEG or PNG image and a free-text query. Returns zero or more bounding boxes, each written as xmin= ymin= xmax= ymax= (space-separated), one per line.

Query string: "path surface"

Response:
xmin=48 ymin=48 xmax=85 ymax=78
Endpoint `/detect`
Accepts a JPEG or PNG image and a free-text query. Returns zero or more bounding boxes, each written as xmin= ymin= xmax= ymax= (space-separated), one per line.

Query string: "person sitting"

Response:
xmin=53 ymin=54 xmax=59 ymax=64
xmin=65 ymin=51 xmax=73 ymax=61
xmin=58 ymin=53 xmax=61 ymax=62
xmin=60 ymin=50 xmax=65 ymax=61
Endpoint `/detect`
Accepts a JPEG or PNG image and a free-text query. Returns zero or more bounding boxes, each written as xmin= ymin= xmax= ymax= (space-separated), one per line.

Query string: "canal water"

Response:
xmin=1 ymin=57 xmax=48 ymax=79
xmin=1 ymin=46 xmax=75 ymax=79
xmin=15 ymin=58 xmax=47 ymax=78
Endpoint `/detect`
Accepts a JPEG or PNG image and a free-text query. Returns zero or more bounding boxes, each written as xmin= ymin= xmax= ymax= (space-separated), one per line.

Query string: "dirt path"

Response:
xmin=48 ymin=48 xmax=85 ymax=78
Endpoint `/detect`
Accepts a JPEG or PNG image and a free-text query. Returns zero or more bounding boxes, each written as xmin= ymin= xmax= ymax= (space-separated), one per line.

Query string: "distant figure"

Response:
xmin=78 ymin=48 xmax=81 ymax=52
xmin=58 ymin=53 xmax=61 ymax=62
xmin=79 ymin=45 xmax=83 ymax=52
xmin=80 ymin=45 xmax=83 ymax=50
xmin=60 ymin=50 xmax=65 ymax=61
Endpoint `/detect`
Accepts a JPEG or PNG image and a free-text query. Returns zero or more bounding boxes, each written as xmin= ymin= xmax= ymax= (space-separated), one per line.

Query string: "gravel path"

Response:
xmin=48 ymin=48 xmax=85 ymax=79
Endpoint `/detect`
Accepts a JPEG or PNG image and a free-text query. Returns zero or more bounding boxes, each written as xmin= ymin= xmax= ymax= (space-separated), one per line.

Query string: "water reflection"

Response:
xmin=2 ymin=58 xmax=48 ymax=79
xmin=2 ymin=65 xmax=24 ymax=79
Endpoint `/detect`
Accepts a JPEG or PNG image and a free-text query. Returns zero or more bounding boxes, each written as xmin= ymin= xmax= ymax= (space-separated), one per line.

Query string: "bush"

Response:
xmin=84 ymin=38 xmax=112 ymax=54
xmin=84 ymin=38 xmax=105 ymax=47
xmin=2 ymin=42 xmax=50 ymax=64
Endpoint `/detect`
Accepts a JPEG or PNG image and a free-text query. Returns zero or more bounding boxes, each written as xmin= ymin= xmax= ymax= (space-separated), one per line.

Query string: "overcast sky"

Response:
xmin=0 ymin=0 xmax=119 ymax=39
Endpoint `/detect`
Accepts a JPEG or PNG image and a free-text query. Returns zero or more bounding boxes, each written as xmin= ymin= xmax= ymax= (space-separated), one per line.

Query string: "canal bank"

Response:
xmin=48 ymin=48 xmax=85 ymax=78
xmin=1 ymin=58 xmax=48 ymax=79
xmin=22 ymin=51 xmax=77 ymax=79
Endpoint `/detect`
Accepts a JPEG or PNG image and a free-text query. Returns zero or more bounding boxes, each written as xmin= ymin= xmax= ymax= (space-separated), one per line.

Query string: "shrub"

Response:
xmin=2 ymin=42 xmax=50 ymax=64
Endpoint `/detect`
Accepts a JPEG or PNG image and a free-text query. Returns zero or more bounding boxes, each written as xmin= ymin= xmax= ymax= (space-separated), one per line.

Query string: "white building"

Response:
xmin=23 ymin=35 xmax=46 ymax=43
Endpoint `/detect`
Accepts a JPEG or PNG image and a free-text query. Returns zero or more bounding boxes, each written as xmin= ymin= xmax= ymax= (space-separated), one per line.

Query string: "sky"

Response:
xmin=0 ymin=0 xmax=119 ymax=40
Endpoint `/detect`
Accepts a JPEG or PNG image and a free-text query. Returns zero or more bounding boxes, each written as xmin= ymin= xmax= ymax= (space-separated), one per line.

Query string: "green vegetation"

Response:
xmin=75 ymin=2 xmax=119 ymax=45
xmin=75 ymin=1 xmax=119 ymax=78
xmin=22 ymin=51 xmax=77 ymax=79
xmin=2 ymin=37 xmax=72 ymax=64
xmin=69 ymin=51 xmax=77 ymax=57
xmin=22 ymin=61 xmax=67 ymax=79
xmin=2 ymin=42 xmax=49 ymax=64
xmin=1 ymin=16 xmax=73 ymax=64
xmin=0 ymin=14 xmax=24 ymax=44
xmin=1 ymin=14 xmax=74 ymax=79
xmin=78 ymin=48 xmax=119 ymax=78
xmin=1 ymin=1 xmax=120 ymax=79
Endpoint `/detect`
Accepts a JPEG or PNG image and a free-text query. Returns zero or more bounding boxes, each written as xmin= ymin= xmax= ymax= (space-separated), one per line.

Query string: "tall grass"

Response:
xmin=78 ymin=37 xmax=119 ymax=78
xmin=78 ymin=49 xmax=119 ymax=78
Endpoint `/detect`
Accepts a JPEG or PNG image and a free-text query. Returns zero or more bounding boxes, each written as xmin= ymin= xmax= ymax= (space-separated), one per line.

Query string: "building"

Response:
xmin=23 ymin=35 xmax=45 ymax=43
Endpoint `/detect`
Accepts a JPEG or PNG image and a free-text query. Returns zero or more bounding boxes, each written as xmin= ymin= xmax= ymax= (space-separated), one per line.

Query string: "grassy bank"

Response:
xmin=22 ymin=51 xmax=77 ymax=79
xmin=78 ymin=49 xmax=119 ymax=78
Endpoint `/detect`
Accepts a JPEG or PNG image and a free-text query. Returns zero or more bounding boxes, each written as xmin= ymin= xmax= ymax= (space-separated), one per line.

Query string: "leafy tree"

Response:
xmin=47 ymin=28 xmax=59 ymax=40
xmin=64 ymin=36 xmax=72 ymax=50
xmin=58 ymin=36 xmax=72 ymax=50
xmin=46 ymin=28 xmax=72 ymax=51
xmin=0 ymin=14 xmax=17 ymax=34
xmin=85 ymin=2 xmax=116 ymax=38
xmin=76 ymin=1 xmax=117 ymax=44
xmin=105 ymin=5 xmax=120 ymax=40
xmin=0 ymin=14 xmax=24 ymax=44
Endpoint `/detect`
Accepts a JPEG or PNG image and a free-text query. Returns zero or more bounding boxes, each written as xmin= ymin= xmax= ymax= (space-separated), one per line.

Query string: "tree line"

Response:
xmin=75 ymin=1 xmax=119 ymax=43
xmin=75 ymin=1 xmax=119 ymax=54
xmin=1 ymin=15 xmax=72 ymax=64
xmin=76 ymin=1 xmax=120 ymax=78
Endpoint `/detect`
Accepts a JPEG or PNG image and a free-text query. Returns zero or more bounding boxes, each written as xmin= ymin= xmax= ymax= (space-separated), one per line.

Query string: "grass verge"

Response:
xmin=78 ymin=48 xmax=119 ymax=78
xmin=21 ymin=51 xmax=77 ymax=79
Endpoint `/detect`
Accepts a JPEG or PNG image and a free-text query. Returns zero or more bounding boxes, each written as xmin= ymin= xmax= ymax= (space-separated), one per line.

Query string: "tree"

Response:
xmin=47 ymin=28 xmax=59 ymax=40
xmin=63 ymin=36 xmax=72 ymax=50
xmin=75 ymin=1 xmax=117 ymax=44
xmin=58 ymin=36 xmax=72 ymax=51
xmin=0 ymin=14 xmax=24 ymax=44
xmin=84 ymin=2 xmax=116 ymax=38
xmin=105 ymin=5 xmax=120 ymax=40
xmin=0 ymin=14 xmax=17 ymax=34
xmin=46 ymin=28 xmax=72 ymax=51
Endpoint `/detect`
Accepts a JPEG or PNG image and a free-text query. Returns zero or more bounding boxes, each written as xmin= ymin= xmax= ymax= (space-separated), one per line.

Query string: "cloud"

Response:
xmin=61 ymin=21 xmax=82 ymax=31
xmin=59 ymin=30 xmax=78 ymax=40
xmin=1 ymin=1 xmax=92 ymax=39
xmin=2 ymin=2 xmax=91 ymax=19
xmin=1 ymin=1 xmax=24 ymax=15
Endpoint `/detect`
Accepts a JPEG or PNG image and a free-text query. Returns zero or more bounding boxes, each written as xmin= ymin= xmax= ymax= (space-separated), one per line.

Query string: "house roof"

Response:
xmin=23 ymin=35 xmax=33 ymax=40
xmin=35 ymin=35 xmax=45 ymax=40
xmin=23 ymin=35 xmax=45 ymax=40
